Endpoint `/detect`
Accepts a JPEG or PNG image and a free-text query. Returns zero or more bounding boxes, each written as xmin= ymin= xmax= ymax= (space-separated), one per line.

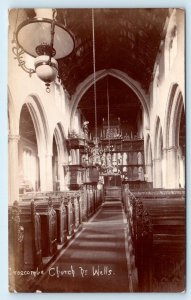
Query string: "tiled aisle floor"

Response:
xmin=36 ymin=201 xmax=130 ymax=292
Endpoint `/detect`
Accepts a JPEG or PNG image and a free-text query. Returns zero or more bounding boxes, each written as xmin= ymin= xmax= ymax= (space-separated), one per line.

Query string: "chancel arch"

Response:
xmin=70 ymin=69 xmax=150 ymax=131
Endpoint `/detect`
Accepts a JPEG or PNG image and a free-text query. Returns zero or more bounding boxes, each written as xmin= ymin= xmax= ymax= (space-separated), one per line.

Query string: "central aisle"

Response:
xmin=36 ymin=200 xmax=130 ymax=292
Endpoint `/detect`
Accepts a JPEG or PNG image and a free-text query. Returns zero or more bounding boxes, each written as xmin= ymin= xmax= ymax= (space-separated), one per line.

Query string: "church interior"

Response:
xmin=8 ymin=8 xmax=185 ymax=292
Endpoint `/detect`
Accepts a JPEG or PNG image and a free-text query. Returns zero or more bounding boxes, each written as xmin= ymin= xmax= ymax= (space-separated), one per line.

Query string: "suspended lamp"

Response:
xmin=12 ymin=9 xmax=75 ymax=92
xmin=90 ymin=10 xmax=114 ymax=171
xmin=91 ymin=8 xmax=102 ymax=167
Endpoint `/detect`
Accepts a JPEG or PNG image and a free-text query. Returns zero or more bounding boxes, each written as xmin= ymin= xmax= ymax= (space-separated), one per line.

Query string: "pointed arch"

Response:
xmin=145 ymin=133 xmax=153 ymax=183
xmin=164 ymin=83 xmax=184 ymax=149
xmin=19 ymin=94 xmax=50 ymax=155
xmin=164 ymin=83 xmax=185 ymax=188
xmin=153 ymin=116 xmax=164 ymax=188
xmin=18 ymin=94 xmax=51 ymax=192
xmin=145 ymin=133 xmax=153 ymax=165
xmin=52 ymin=122 xmax=68 ymax=163
xmin=154 ymin=116 xmax=163 ymax=160
xmin=52 ymin=122 xmax=69 ymax=191
xmin=70 ymin=69 xmax=150 ymax=130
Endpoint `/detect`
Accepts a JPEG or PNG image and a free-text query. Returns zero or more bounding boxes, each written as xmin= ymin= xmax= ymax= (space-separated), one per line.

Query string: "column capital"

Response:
xmin=8 ymin=134 xmax=20 ymax=142
xmin=145 ymin=163 xmax=153 ymax=167
xmin=38 ymin=151 xmax=53 ymax=158
xmin=168 ymin=146 xmax=178 ymax=151
xmin=153 ymin=158 xmax=161 ymax=162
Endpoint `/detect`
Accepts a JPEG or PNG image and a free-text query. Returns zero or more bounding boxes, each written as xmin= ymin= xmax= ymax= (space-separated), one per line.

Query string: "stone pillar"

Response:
xmin=58 ymin=161 xmax=66 ymax=191
xmin=9 ymin=134 xmax=20 ymax=204
xmin=162 ymin=148 xmax=168 ymax=188
xmin=46 ymin=153 xmax=53 ymax=191
xmin=145 ymin=163 xmax=153 ymax=182
xmin=18 ymin=139 xmax=24 ymax=186
xmin=153 ymin=158 xmax=162 ymax=188
xmin=179 ymin=156 xmax=185 ymax=188
xmin=38 ymin=152 xmax=46 ymax=192
xmin=167 ymin=146 xmax=178 ymax=188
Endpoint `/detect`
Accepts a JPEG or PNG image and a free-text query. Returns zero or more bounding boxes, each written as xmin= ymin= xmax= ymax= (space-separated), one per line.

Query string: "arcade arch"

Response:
xmin=52 ymin=123 xmax=69 ymax=191
xmin=153 ymin=117 xmax=164 ymax=188
xmin=164 ymin=84 xmax=185 ymax=188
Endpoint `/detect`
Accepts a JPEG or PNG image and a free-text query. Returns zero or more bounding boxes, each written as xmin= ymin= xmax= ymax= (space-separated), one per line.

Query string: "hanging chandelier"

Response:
xmin=89 ymin=9 xmax=121 ymax=176
xmin=90 ymin=8 xmax=103 ymax=168
xmin=104 ymin=77 xmax=122 ymax=176
xmin=12 ymin=9 xmax=75 ymax=92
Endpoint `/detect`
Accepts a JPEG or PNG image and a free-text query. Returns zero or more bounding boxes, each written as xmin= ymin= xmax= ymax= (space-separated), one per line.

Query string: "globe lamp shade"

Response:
xmin=16 ymin=18 xmax=74 ymax=59
xmin=34 ymin=55 xmax=58 ymax=83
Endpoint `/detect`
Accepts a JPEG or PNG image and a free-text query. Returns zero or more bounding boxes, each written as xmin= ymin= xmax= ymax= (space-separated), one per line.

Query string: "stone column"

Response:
xmin=145 ymin=163 xmax=153 ymax=182
xmin=45 ymin=153 xmax=53 ymax=191
xmin=9 ymin=134 xmax=20 ymax=204
xmin=58 ymin=161 xmax=66 ymax=191
xmin=153 ymin=158 xmax=162 ymax=188
xmin=179 ymin=156 xmax=185 ymax=188
xmin=38 ymin=152 xmax=46 ymax=192
xmin=162 ymin=148 xmax=168 ymax=188
xmin=167 ymin=146 xmax=178 ymax=188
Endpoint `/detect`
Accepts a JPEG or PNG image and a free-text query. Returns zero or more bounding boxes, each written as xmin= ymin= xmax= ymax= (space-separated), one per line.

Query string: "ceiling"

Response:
xmin=25 ymin=8 xmax=169 ymax=96
xmin=56 ymin=8 xmax=169 ymax=95
xmin=20 ymin=9 xmax=169 ymax=142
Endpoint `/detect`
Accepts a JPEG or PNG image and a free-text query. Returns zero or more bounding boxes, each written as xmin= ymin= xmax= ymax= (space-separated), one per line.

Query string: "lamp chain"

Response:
xmin=92 ymin=8 xmax=98 ymax=140
xmin=48 ymin=9 xmax=57 ymax=65
xmin=12 ymin=9 xmax=19 ymax=43
xmin=107 ymin=77 xmax=111 ymax=152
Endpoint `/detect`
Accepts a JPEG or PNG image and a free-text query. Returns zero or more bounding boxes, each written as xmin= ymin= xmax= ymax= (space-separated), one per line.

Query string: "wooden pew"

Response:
xmin=18 ymin=200 xmax=43 ymax=270
xmin=122 ymin=185 xmax=153 ymax=291
xmin=50 ymin=195 xmax=68 ymax=245
xmin=133 ymin=190 xmax=185 ymax=240
xmin=43 ymin=192 xmax=81 ymax=241
xmin=11 ymin=201 xmax=25 ymax=267
xmin=81 ymin=186 xmax=88 ymax=221
xmin=65 ymin=193 xmax=75 ymax=237
xmin=73 ymin=193 xmax=80 ymax=230
xmin=9 ymin=201 xmax=25 ymax=291
xmin=22 ymin=198 xmax=58 ymax=257
xmin=133 ymin=189 xmax=186 ymax=292
xmin=15 ymin=187 xmax=103 ymax=270
xmin=83 ymin=184 xmax=95 ymax=218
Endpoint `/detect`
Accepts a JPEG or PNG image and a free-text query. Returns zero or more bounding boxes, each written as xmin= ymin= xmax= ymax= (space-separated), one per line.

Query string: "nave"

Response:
xmin=35 ymin=201 xmax=133 ymax=292
xmin=8 ymin=8 xmax=185 ymax=293
xmin=9 ymin=186 xmax=185 ymax=293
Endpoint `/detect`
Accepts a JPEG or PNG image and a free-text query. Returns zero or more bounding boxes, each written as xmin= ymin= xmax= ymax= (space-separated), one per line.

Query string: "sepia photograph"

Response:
xmin=8 ymin=8 xmax=185 ymax=293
